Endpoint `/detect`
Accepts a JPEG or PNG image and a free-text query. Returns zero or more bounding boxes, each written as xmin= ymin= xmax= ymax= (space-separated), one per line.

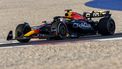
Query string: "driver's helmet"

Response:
xmin=65 ymin=9 xmax=85 ymax=20
xmin=65 ymin=9 xmax=72 ymax=19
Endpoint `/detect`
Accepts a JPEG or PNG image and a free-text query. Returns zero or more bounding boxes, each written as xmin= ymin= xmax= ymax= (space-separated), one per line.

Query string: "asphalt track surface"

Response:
xmin=0 ymin=33 xmax=122 ymax=47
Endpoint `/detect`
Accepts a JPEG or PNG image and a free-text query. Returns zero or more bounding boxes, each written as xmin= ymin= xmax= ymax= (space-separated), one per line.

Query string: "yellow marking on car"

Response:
xmin=24 ymin=30 xmax=35 ymax=37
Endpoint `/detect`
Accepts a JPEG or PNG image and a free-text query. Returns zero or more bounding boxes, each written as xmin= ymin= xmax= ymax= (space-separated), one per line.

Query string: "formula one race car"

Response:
xmin=7 ymin=9 xmax=116 ymax=43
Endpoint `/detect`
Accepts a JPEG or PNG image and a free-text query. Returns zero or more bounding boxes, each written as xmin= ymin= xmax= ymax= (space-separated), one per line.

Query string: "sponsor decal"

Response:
xmin=73 ymin=21 xmax=91 ymax=29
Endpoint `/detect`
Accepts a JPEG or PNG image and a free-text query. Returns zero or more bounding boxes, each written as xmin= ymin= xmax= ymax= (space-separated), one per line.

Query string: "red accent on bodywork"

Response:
xmin=71 ymin=12 xmax=86 ymax=20
xmin=34 ymin=29 xmax=40 ymax=34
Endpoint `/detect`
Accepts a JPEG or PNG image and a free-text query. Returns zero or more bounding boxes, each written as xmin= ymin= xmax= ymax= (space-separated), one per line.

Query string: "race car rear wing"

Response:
xmin=83 ymin=11 xmax=111 ymax=19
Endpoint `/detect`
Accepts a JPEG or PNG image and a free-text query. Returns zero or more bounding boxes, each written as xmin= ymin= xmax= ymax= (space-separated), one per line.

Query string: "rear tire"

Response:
xmin=15 ymin=23 xmax=31 ymax=43
xmin=97 ymin=18 xmax=115 ymax=35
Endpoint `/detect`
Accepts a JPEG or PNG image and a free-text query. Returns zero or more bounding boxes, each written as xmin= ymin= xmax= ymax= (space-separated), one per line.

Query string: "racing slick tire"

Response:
xmin=51 ymin=21 xmax=67 ymax=40
xmin=15 ymin=23 xmax=31 ymax=43
xmin=57 ymin=23 xmax=67 ymax=39
xmin=98 ymin=18 xmax=115 ymax=35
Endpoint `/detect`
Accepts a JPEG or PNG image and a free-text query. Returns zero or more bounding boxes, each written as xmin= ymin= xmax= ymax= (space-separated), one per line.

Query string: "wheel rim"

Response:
xmin=59 ymin=24 xmax=67 ymax=38
xmin=17 ymin=31 xmax=23 ymax=37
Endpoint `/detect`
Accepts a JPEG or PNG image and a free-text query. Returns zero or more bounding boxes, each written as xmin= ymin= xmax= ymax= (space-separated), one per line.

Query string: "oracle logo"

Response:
xmin=73 ymin=22 xmax=91 ymax=29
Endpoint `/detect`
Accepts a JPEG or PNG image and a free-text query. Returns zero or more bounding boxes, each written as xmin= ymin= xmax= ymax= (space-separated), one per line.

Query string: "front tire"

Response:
xmin=97 ymin=18 xmax=116 ymax=35
xmin=15 ymin=23 xmax=31 ymax=43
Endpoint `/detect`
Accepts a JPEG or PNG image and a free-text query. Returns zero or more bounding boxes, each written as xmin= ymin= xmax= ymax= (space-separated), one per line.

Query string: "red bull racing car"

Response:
xmin=7 ymin=9 xmax=116 ymax=43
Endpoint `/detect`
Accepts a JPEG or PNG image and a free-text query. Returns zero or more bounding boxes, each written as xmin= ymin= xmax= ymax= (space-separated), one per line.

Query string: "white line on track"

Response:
xmin=0 ymin=44 xmax=33 ymax=49
xmin=0 ymin=40 xmax=33 ymax=48
xmin=95 ymin=37 xmax=122 ymax=41
xmin=0 ymin=41 xmax=16 ymax=44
